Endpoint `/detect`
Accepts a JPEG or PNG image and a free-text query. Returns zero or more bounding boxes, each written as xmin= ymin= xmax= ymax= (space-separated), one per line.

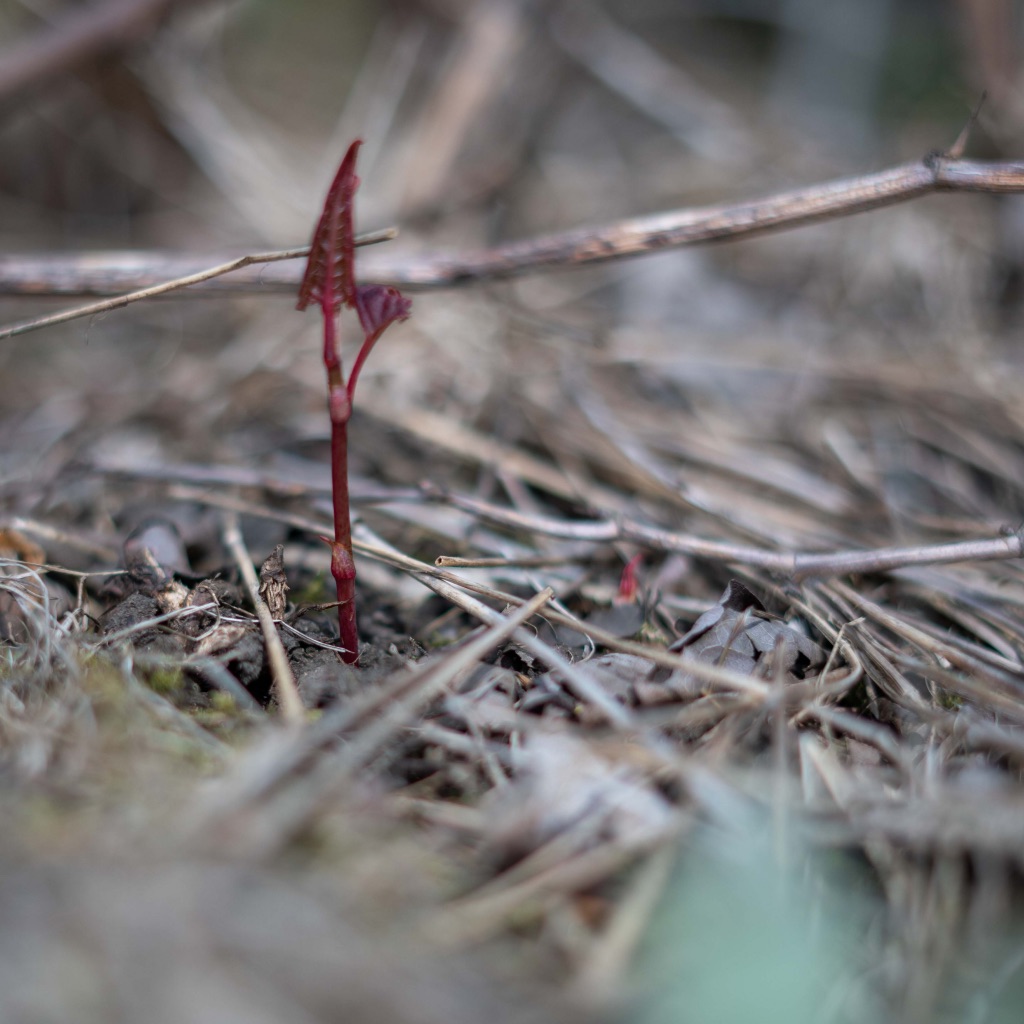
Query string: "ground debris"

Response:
xmin=4 ymin=8 xmax=1024 ymax=1020
xmin=481 ymin=732 xmax=677 ymax=867
xmin=258 ymin=543 xmax=289 ymax=619
xmin=667 ymin=579 xmax=824 ymax=677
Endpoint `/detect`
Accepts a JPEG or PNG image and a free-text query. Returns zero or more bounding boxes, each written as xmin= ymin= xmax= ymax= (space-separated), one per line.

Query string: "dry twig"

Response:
xmin=0 ymin=229 xmax=396 ymax=341
xmin=1 ymin=154 xmax=1022 ymax=312
xmin=439 ymin=490 xmax=1024 ymax=578
xmin=220 ymin=512 xmax=303 ymax=726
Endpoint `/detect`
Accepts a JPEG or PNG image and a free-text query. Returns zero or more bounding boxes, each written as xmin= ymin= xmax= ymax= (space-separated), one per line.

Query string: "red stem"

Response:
xmin=329 ymin=415 xmax=359 ymax=664
xmin=322 ymin=297 xmax=359 ymax=665
xmin=346 ymin=325 xmax=382 ymax=405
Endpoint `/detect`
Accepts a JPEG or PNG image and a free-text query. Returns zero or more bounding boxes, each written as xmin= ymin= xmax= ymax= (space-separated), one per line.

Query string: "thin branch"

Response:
xmin=375 ymin=155 xmax=1024 ymax=287
xmin=0 ymin=229 xmax=396 ymax=341
xmin=439 ymin=490 xmax=1024 ymax=578
xmin=220 ymin=512 xmax=304 ymax=726
xmin=1 ymin=154 xmax=1022 ymax=309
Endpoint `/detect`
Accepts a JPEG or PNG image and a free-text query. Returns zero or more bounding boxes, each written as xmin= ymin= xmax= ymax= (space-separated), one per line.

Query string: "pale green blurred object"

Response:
xmin=632 ymin=821 xmax=877 ymax=1024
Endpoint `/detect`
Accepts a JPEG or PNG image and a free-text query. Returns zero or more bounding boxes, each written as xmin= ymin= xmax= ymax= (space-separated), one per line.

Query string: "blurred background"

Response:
xmin=5 ymin=5 xmax=1024 ymax=1024
xmin=3 ymin=0 xmax=1022 ymax=533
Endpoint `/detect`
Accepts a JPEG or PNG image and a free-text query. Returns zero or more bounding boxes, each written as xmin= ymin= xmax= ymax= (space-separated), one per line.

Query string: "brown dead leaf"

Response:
xmin=259 ymin=544 xmax=289 ymax=620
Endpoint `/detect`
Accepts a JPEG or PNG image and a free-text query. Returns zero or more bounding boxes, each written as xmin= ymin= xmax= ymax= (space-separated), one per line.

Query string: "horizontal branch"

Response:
xmin=0 ymin=153 xmax=1021 ymax=308
xmin=440 ymin=490 xmax=1024 ymax=579
xmin=377 ymin=154 xmax=1024 ymax=288
xmin=2 ymin=153 xmax=1022 ymax=341
xmin=0 ymin=229 xmax=395 ymax=342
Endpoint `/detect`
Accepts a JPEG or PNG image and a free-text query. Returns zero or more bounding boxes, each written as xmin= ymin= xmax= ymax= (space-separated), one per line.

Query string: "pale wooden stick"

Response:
xmin=440 ymin=490 xmax=1024 ymax=578
xmin=0 ymin=228 xmax=396 ymax=341
xmin=220 ymin=512 xmax=304 ymax=726
xmin=1 ymin=153 xmax=1023 ymax=304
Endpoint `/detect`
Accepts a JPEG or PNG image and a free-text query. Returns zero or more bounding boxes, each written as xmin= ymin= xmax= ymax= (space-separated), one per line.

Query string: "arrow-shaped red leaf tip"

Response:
xmin=297 ymin=139 xmax=362 ymax=312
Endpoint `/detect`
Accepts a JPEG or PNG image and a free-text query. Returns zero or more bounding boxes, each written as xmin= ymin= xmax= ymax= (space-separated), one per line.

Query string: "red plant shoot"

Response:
xmin=298 ymin=140 xmax=411 ymax=664
xmin=615 ymin=553 xmax=643 ymax=605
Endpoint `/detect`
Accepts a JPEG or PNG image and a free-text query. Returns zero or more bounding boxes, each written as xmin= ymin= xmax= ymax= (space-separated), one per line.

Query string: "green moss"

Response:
xmin=79 ymin=655 xmax=133 ymax=708
xmin=639 ymin=622 xmax=669 ymax=645
xmin=209 ymin=691 xmax=237 ymax=714
xmin=146 ymin=667 xmax=184 ymax=696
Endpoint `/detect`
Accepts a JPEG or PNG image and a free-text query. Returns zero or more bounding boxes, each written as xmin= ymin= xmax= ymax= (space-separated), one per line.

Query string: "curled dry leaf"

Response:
xmin=583 ymin=600 xmax=646 ymax=638
xmin=543 ymin=652 xmax=656 ymax=707
xmin=258 ymin=544 xmax=289 ymax=620
xmin=355 ymin=284 xmax=413 ymax=341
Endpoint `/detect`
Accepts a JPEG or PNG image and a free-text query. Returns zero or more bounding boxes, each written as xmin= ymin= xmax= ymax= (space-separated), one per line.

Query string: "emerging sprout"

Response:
xmin=298 ymin=140 xmax=411 ymax=664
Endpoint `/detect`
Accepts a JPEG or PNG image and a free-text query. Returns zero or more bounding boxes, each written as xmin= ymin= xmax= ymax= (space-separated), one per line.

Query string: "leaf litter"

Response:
xmin=4 ymin=6 xmax=1024 ymax=1024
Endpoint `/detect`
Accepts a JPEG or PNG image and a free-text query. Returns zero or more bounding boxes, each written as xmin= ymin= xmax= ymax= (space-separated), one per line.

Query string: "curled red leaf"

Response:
xmin=355 ymin=284 xmax=413 ymax=338
xmin=347 ymin=284 xmax=412 ymax=401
